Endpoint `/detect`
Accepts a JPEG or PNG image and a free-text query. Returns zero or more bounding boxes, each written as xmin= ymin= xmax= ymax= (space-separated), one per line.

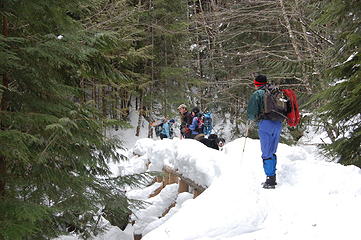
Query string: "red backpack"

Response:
xmin=282 ymin=89 xmax=300 ymax=127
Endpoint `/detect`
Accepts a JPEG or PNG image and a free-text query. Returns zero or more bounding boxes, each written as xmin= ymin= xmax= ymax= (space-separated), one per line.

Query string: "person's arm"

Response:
xmin=247 ymin=91 xmax=263 ymax=121
xmin=189 ymin=117 xmax=198 ymax=131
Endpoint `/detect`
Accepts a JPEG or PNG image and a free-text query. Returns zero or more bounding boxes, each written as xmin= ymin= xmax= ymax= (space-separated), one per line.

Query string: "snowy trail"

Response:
xmin=56 ymin=137 xmax=361 ymax=240
xmin=135 ymin=138 xmax=361 ymax=240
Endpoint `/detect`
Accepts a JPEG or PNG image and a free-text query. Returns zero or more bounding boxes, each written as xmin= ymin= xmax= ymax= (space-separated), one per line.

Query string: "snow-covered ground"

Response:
xmin=121 ymin=137 xmax=361 ymax=240
xmin=56 ymin=111 xmax=361 ymax=240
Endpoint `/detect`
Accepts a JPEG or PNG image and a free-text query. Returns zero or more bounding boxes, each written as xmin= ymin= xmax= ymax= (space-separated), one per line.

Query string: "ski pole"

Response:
xmin=242 ymin=120 xmax=250 ymax=152
xmin=239 ymin=120 xmax=250 ymax=168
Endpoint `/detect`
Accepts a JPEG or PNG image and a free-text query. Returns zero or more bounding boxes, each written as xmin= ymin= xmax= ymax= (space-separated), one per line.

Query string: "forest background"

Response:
xmin=0 ymin=0 xmax=360 ymax=239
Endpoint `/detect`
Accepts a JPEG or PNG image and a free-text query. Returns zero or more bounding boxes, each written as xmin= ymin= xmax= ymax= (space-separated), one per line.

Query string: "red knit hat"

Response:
xmin=254 ymin=75 xmax=267 ymax=87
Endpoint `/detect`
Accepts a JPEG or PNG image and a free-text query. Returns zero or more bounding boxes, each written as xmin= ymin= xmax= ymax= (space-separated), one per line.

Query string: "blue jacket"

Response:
xmin=160 ymin=121 xmax=172 ymax=138
xmin=189 ymin=116 xmax=201 ymax=135
xmin=160 ymin=122 xmax=171 ymax=138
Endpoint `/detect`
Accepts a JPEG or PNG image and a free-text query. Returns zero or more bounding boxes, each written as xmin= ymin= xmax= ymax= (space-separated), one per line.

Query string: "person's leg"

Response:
xmin=269 ymin=121 xmax=282 ymax=156
xmin=259 ymin=120 xmax=283 ymax=189
xmin=269 ymin=121 xmax=282 ymax=177
xmin=259 ymin=120 xmax=276 ymax=159
xmin=258 ymin=120 xmax=276 ymax=177
xmin=272 ymin=154 xmax=277 ymax=177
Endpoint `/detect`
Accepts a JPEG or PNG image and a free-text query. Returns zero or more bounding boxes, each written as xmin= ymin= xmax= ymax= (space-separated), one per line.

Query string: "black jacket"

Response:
xmin=180 ymin=111 xmax=193 ymax=128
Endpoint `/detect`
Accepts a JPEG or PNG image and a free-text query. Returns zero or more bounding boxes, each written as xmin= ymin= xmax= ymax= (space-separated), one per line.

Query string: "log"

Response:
xmin=178 ymin=179 xmax=189 ymax=193
xmin=162 ymin=166 xmax=206 ymax=193
xmin=193 ymin=189 xmax=204 ymax=198
xmin=168 ymin=174 xmax=178 ymax=184
xmin=161 ymin=202 xmax=176 ymax=217
xmin=149 ymin=183 xmax=164 ymax=198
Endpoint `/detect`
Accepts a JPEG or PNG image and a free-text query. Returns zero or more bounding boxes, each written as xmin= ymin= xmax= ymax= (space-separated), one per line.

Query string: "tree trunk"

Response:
xmin=92 ymin=83 xmax=96 ymax=107
xmin=102 ymin=86 xmax=107 ymax=117
xmin=163 ymin=36 xmax=168 ymax=116
xmin=279 ymin=0 xmax=312 ymax=91
xmin=289 ymin=0 xmax=314 ymax=58
xmin=0 ymin=154 xmax=5 ymax=197
xmin=79 ymin=78 xmax=85 ymax=103
xmin=135 ymin=95 xmax=143 ymax=136
xmin=323 ymin=121 xmax=337 ymax=143
xmin=0 ymin=14 xmax=9 ymax=197
xmin=1 ymin=14 xmax=9 ymax=110
xmin=279 ymin=0 xmax=301 ymax=62
xmin=148 ymin=124 xmax=153 ymax=138
xmin=113 ymin=87 xmax=119 ymax=120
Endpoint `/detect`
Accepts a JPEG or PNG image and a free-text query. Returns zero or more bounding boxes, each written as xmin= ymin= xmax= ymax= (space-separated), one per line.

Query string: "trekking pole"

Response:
xmin=238 ymin=120 xmax=250 ymax=168
xmin=242 ymin=120 xmax=250 ymax=153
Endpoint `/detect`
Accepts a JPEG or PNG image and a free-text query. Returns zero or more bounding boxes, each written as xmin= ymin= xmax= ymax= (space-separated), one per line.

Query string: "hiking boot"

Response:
xmin=262 ymin=182 xmax=275 ymax=189
xmin=262 ymin=175 xmax=276 ymax=189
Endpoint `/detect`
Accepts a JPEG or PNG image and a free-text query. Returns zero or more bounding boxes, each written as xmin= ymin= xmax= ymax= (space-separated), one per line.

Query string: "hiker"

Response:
xmin=189 ymin=107 xmax=203 ymax=139
xmin=177 ymin=104 xmax=193 ymax=139
xmin=159 ymin=119 xmax=175 ymax=140
xmin=247 ymin=75 xmax=282 ymax=189
xmin=202 ymin=112 xmax=213 ymax=136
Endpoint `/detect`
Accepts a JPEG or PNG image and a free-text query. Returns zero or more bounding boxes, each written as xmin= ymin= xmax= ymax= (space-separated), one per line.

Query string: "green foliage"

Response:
xmin=131 ymin=0 xmax=194 ymax=117
xmin=0 ymin=200 xmax=50 ymax=240
xmin=3 ymin=3 xmax=360 ymax=239
xmin=312 ymin=0 xmax=361 ymax=166
xmin=0 ymin=0 xmax=149 ymax=239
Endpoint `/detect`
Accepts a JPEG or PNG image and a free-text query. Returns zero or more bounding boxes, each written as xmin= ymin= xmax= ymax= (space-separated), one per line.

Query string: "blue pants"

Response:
xmin=258 ymin=120 xmax=282 ymax=176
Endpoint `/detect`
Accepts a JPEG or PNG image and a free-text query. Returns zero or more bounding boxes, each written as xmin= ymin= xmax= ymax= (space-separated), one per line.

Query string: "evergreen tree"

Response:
xmin=129 ymin=0 xmax=193 ymax=121
xmin=0 ymin=1 xmax=149 ymax=239
xmin=313 ymin=0 xmax=361 ymax=167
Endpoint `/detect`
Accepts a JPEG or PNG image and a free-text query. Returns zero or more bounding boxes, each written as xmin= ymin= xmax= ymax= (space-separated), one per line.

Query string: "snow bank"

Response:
xmin=57 ymin=135 xmax=361 ymax=240
xmin=128 ymin=137 xmax=361 ymax=240
xmin=126 ymin=138 xmax=224 ymax=188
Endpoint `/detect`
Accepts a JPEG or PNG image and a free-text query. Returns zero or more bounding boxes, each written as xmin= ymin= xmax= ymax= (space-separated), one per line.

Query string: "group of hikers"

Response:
xmin=152 ymin=74 xmax=300 ymax=189
xmin=177 ymin=104 xmax=207 ymax=139
xmin=155 ymin=104 xmax=212 ymax=140
xmin=153 ymin=104 xmax=225 ymax=150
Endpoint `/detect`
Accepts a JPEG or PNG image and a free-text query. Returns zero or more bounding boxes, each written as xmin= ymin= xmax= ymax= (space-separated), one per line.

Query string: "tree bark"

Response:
xmin=102 ymin=86 xmax=107 ymax=117
xmin=279 ymin=0 xmax=312 ymax=91
xmin=0 ymin=14 xmax=9 ymax=197
xmin=135 ymin=94 xmax=143 ymax=136
xmin=279 ymin=0 xmax=301 ymax=62
xmin=295 ymin=0 xmax=314 ymax=58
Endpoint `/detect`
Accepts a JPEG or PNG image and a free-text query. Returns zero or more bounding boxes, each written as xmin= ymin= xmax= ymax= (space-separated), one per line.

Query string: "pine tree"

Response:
xmin=0 ymin=1 xmax=149 ymax=239
xmin=312 ymin=0 xmax=361 ymax=167
xmin=129 ymin=0 xmax=194 ymax=122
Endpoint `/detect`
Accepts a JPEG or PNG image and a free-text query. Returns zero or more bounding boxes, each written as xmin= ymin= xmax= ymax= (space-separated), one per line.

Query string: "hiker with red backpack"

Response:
xmin=247 ymin=75 xmax=300 ymax=189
